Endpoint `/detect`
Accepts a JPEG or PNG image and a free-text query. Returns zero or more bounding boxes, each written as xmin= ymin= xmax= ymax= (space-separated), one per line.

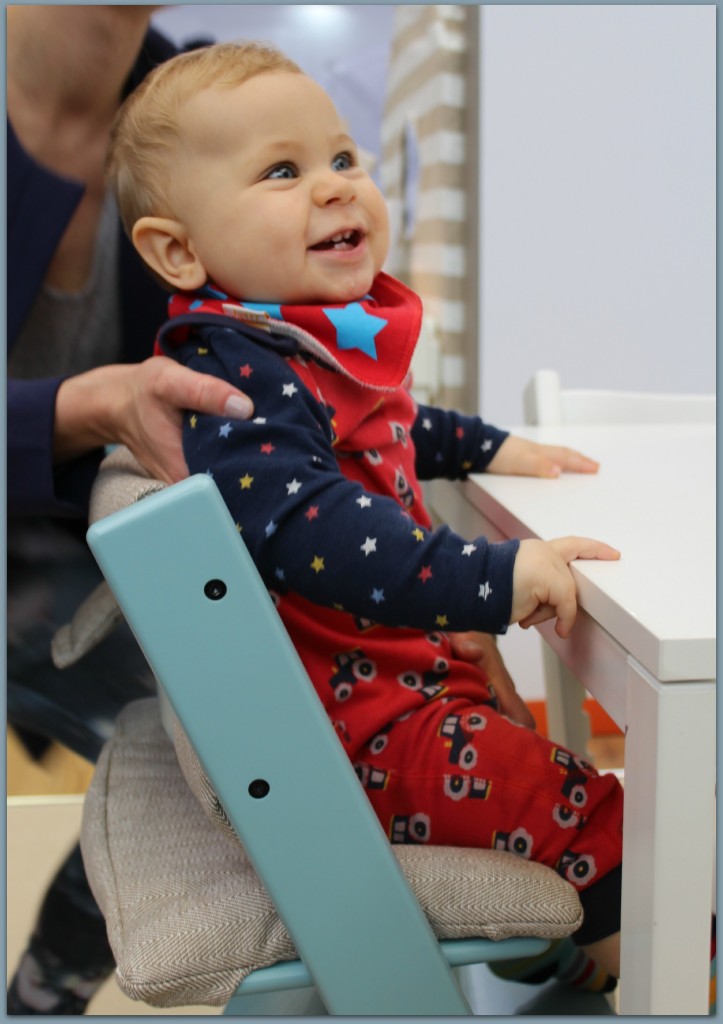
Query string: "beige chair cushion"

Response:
xmin=81 ymin=698 xmax=583 ymax=1009
xmin=51 ymin=447 xmax=166 ymax=669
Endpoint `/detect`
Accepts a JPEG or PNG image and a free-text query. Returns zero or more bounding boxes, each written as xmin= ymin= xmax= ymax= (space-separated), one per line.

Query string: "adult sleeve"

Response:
xmin=7 ymin=377 xmax=101 ymax=517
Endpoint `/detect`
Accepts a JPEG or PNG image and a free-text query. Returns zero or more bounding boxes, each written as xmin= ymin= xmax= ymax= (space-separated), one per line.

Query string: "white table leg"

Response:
xmin=540 ymin=644 xmax=592 ymax=757
xmin=619 ymin=660 xmax=715 ymax=1015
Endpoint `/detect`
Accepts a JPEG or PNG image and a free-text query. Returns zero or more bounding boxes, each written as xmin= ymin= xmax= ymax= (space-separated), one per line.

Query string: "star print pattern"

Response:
xmin=160 ymin=277 xmax=519 ymax=749
xmin=162 ymin=294 xmax=516 ymax=636
xmin=158 ymin=281 xmax=624 ymax=894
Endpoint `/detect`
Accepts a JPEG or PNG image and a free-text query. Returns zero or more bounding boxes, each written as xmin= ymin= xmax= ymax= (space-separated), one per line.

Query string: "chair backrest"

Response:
xmin=86 ymin=474 xmax=472 ymax=1016
xmin=524 ymin=369 xmax=716 ymax=427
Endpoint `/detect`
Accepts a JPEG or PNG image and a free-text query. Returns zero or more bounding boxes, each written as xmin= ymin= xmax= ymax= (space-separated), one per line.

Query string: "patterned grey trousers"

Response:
xmin=7 ymin=519 xmax=154 ymax=1012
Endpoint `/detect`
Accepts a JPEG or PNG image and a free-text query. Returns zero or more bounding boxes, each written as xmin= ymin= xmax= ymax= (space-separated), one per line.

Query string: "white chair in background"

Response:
xmin=523 ymin=369 xmax=715 ymax=755
xmin=524 ymin=368 xmax=716 ymax=428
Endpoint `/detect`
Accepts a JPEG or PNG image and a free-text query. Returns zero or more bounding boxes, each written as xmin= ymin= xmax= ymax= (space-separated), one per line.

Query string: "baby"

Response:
xmin=107 ymin=41 xmax=623 ymax=980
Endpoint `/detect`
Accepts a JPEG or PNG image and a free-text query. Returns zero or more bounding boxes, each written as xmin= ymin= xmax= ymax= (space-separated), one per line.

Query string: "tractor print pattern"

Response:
xmin=159 ymin=274 xmax=624 ymax=890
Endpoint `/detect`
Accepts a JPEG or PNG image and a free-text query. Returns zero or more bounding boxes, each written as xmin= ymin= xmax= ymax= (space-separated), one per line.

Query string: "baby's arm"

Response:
xmin=411 ymin=405 xmax=599 ymax=481
xmin=488 ymin=435 xmax=599 ymax=478
xmin=411 ymin=407 xmax=614 ymax=634
xmin=411 ymin=403 xmax=509 ymax=480
xmin=177 ymin=331 xmax=518 ymax=635
xmin=511 ymin=537 xmax=620 ymax=638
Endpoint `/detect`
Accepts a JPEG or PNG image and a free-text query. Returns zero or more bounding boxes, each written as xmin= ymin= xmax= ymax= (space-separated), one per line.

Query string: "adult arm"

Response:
xmin=7 ymin=361 xmax=253 ymax=517
xmin=448 ymin=631 xmax=536 ymax=728
xmin=7 ymin=377 xmax=98 ymax=517
xmin=53 ymin=358 xmax=253 ymax=485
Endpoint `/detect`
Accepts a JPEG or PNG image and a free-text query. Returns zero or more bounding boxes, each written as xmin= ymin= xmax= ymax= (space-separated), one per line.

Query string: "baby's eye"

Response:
xmin=332 ymin=152 xmax=355 ymax=172
xmin=266 ymin=163 xmax=297 ymax=180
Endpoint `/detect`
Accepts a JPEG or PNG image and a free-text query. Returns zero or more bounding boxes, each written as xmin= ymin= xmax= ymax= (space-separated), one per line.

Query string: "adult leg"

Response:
xmin=7 ymin=521 xmax=154 ymax=1014
xmin=7 ymin=846 xmax=115 ymax=1015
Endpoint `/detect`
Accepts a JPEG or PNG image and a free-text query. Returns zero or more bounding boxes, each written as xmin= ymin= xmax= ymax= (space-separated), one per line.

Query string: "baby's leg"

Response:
xmin=582 ymin=932 xmax=620 ymax=978
xmin=353 ymin=696 xmax=624 ymax=959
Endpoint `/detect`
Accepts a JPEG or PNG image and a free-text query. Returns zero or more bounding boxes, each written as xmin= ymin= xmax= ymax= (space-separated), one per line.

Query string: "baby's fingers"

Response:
xmin=550 ymin=536 xmax=621 ymax=564
xmin=519 ymin=604 xmax=556 ymax=630
xmin=522 ymin=592 xmax=577 ymax=636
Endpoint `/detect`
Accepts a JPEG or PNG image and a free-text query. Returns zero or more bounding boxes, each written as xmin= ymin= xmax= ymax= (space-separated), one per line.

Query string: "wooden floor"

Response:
xmin=587 ymin=732 xmax=625 ymax=773
xmin=7 ymin=728 xmax=95 ymax=796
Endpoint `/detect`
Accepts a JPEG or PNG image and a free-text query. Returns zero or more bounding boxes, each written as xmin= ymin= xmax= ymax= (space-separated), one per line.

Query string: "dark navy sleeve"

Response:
xmin=176 ymin=326 xmax=519 ymax=634
xmin=6 ymin=29 xmax=179 ymax=518
xmin=7 ymin=376 xmax=103 ymax=517
xmin=411 ymin=403 xmax=509 ymax=481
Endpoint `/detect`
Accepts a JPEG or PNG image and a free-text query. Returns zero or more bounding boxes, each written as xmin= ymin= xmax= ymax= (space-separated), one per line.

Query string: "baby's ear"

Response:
xmin=132 ymin=217 xmax=207 ymax=291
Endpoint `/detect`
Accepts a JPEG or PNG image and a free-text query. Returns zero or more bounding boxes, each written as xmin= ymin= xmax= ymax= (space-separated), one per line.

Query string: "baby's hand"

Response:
xmin=488 ymin=435 xmax=599 ymax=478
xmin=511 ymin=537 xmax=620 ymax=638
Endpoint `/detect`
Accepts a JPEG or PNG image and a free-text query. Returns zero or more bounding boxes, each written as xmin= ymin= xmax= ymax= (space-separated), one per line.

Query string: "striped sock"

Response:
xmin=488 ymin=937 xmax=617 ymax=994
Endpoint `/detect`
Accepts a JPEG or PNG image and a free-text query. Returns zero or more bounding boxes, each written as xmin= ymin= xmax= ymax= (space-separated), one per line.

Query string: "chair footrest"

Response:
xmin=237 ymin=936 xmax=551 ymax=997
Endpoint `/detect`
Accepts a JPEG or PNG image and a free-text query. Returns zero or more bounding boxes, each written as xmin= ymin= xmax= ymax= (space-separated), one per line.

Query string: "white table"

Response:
xmin=428 ymin=422 xmax=716 ymax=1015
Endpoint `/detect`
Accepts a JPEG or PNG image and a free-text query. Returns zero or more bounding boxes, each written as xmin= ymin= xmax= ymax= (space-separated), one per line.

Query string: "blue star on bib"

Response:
xmin=323 ymin=303 xmax=387 ymax=361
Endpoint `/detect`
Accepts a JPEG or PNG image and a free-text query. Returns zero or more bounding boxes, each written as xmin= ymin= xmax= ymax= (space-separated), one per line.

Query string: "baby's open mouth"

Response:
xmin=310 ymin=229 xmax=362 ymax=252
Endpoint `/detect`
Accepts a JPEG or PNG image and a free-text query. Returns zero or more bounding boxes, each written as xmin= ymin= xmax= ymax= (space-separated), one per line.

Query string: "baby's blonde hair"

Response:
xmin=107 ymin=41 xmax=302 ymax=234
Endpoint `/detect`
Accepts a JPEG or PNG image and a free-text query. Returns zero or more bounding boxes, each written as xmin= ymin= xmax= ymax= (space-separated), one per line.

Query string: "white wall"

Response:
xmin=478 ymin=4 xmax=716 ymax=428
xmin=151 ymin=5 xmax=395 ymax=175
xmin=153 ymin=5 xmax=715 ymax=704
xmin=477 ymin=5 xmax=716 ymax=701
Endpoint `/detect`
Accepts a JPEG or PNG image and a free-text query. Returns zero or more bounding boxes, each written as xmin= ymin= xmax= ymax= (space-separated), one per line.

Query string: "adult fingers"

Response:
xmin=449 ymin=631 xmax=536 ymax=729
xmin=152 ymin=358 xmax=254 ymax=420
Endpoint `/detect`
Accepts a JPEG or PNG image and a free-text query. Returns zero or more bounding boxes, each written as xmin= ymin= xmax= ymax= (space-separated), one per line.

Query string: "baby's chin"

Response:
xmin=283 ymin=265 xmax=381 ymax=306
xmin=296 ymin=280 xmax=379 ymax=307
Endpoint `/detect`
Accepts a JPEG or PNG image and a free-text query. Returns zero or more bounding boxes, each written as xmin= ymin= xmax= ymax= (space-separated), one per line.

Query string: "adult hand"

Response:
xmin=511 ymin=536 xmax=620 ymax=638
xmin=448 ymin=631 xmax=536 ymax=728
xmin=54 ymin=357 xmax=254 ymax=484
xmin=488 ymin=435 xmax=599 ymax=478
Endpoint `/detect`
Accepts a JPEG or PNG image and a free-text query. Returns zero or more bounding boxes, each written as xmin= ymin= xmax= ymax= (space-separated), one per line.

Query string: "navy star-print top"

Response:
xmin=160 ymin=276 xmax=524 ymax=749
xmin=160 ymin=284 xmax=520 ymax=639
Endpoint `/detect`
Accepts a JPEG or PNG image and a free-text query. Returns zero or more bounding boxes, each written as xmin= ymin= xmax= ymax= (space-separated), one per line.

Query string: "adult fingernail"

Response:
xmin=224 ymin=395 xmax=254 ymax=419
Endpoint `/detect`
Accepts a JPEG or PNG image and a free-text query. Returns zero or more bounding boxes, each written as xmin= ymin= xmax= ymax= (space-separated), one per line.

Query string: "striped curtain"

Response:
xmin=380 ymin=5 xmax=477 ymax=411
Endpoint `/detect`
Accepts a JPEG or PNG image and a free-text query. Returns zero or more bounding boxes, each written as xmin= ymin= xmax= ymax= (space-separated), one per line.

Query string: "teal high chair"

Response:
xmin=77 ymin=457 xmax=584 ymax=1015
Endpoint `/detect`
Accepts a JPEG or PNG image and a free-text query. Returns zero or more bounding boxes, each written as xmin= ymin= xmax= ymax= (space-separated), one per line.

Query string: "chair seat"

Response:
xmin=81 ymin=699 xmax=583 ymax=1009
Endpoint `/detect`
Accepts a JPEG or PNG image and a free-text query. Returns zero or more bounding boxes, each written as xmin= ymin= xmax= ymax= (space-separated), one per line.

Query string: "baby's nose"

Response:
xmin=312 ymin=172 xmax=356 ymax=206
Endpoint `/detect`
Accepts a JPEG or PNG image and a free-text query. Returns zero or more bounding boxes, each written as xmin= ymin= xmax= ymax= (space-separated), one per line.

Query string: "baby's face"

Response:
xmin=169 ymin=71 xmax=390 ymax=304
